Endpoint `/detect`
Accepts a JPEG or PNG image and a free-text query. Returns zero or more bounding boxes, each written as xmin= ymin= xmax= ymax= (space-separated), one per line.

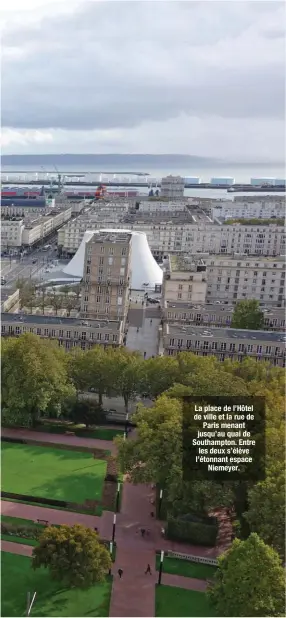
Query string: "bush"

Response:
xmin=1 ymin=437 xmax=27 ymax=444
xmin=1 ymin=523 xmax=41 ymax=540
xmin=167 ymin=514 xmax=218 ymax=546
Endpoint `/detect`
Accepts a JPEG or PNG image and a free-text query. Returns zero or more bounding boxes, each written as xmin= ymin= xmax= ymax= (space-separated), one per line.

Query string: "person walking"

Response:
xmin=118 ymin=568 xmax=123 ymax=579
xmin=140 ymin=528 xmax=146 ymax=538
xmin=145 ymin=564 xmax=152 ymax=575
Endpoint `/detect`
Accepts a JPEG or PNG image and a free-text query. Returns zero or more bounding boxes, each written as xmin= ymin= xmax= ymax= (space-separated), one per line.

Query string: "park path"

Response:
xmin=1 ymin=540 xmax=33 ymax=557
xmin=1 ymin=500 xmax=113 ymax=539
xmin=1 ymin=427 xmax=116 ymax=454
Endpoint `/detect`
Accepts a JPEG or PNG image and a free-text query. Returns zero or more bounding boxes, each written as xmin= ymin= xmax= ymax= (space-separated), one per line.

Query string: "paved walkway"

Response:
xmin=2 ymin=427 xmax=115 ymax=454
xmin=1 ymin=500 xmax=113 ymax=539
xmin=1 ymin=540 xmax=33 ymax=556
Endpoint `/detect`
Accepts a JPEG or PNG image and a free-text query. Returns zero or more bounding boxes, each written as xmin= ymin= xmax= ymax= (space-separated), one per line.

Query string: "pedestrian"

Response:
xmin=150 ymin=319 xmax=152 ymax=324
xmin=145 ymin=564 xmax=152 ymax=575
xmin=118 ymin=568 xmax=123 ymax=579
xmin=150 ymin=511 xmax=154 ymax=518
xmin=137 ymin=327 xmax=139 ymax=332
xmin=140 ymin=528 xmax=146 ymax=538
xmin=144 ymin=351 xmax=146 ymax=359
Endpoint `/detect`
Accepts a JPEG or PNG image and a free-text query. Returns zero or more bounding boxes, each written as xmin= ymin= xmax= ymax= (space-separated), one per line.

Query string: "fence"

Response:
xmin=167 ymin=550 xmax=218 ymax=567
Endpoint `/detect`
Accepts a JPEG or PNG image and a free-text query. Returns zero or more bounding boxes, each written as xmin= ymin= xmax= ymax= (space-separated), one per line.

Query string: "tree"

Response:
xmin=208 ymin=533 xmax=285 ymax=617
xmin=143 ymin=355 xmax=179 ymax=398
xmin=48 ymin=287 xmax=64 ymax=316
xmin=2 ymin=333 xmax=75 ymax=427
xmin=32 ymin=524 xmax=111 ymax=588
xmin=37 ymin=285 xmax=48 ymax=314
xmin=244 ymin=464 xmax=285 ymax=558
xmin=116 ymin=394 xmax=183 ymax=487
xmin=114 ymin=349 xmax=144 ymax=413
xmin=231 ymin=299 xmax=264 ymax=330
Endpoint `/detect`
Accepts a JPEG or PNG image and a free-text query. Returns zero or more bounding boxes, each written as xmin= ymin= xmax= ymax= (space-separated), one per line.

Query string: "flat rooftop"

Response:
xmin=87 ymin=231 xmax=132 ymax=244
xmin=1 ymin=312 xmax=121 ymax=330
xmin=169 ymin=255 xmax=206 ymax=272
xmin=165 ymin=301 xmax=285 ymax=315
xmin=166 ymin=324 xmax=286 ymax=343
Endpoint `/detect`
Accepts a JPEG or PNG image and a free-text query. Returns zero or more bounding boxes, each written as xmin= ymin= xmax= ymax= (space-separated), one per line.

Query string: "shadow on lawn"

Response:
xmin=31 ymin=467 xmax=106 ymax=504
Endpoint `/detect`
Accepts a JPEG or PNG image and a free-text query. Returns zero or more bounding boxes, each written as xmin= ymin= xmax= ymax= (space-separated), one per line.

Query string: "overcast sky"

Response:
xmin=1 ymin=0 xmax=285 ymax=161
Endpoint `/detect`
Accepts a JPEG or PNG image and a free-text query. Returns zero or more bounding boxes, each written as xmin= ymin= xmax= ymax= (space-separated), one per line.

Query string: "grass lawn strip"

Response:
xmin=155 ymin=585 xmax=213 ymax=617
xmin=2 ymin=442 xmax=107 ymax=505
xmin=1 ymin=534 xmax=37 ymax=546
xmin=1 ymin=552 xmax=112 ymax=617
xmin=156 ymin=555 xmax=217 ymax=580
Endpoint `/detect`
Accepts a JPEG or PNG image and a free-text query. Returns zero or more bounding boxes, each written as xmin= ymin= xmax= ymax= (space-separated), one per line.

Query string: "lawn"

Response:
xmin=155 ymin=585 xmax=214 ymax=617
xmin=2 ymin=442 xmax=107 ymax=505
xmin=1 ymin=552 xmax=112 ymax=617
xmin=155 ymin=555 xmax=217 ymax=580
xmin=1 ymin=534 xmax=38 ymax=546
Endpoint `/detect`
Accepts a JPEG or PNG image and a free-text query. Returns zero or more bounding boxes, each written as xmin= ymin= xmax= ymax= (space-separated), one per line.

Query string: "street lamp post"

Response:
xmin=112 ymin=514 xmax=116 ymax=543
xmin=116 ymin=482 xmax=120 ymax=512
xmin=158 ymin=551 xmax=164 ymax=585
xmin=109 ymin=540 xmax=113 ymax=575
xmin=125 ymin=412 xmax=129 ymax=435
xmin=158 ymin=489 xmax=163 ymax=518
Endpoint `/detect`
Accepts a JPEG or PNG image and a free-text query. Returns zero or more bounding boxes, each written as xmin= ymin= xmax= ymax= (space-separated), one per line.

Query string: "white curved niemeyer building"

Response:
xmin=63 ymin=229 xmax=163 ymax=290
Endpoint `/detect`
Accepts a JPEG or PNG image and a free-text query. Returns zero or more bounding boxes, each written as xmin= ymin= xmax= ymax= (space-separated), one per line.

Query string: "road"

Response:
xmin=1 ymin=243 xmax=66 ymax=288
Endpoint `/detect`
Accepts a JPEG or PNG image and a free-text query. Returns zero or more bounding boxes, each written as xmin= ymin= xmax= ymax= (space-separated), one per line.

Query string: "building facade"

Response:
xmin=58 ymin=202 xmax=285 ymax=260
xmin=162 ymin=255 xmax=207 ymax=304
xmin=1 ymin=313 xmax=124 ymax=349
xmin=212 ymin=198 xmax=285 ymax=221
xmin=162 ymin=323 xmax=286 ymax=366
xmin=1 ymin=218 xmax=24 ymax=250
xmin=80 ymin=231 xmax=132 ymax=323
xmin=160 ymin=175 xmax=185 ymax=198
xmin=162 ymin=254 xmax=285 ymax=308
xmin=164 ymin=301 xmax=285 ymax=331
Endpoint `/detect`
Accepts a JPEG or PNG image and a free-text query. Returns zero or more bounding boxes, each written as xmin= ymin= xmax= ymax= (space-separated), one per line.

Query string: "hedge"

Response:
xmin=167 ymin=514 xmax=218 ymax=547
xmin=1 ymin=491 xmax=68 ymax=509
xmin=1 ymin=523 xmax=42 ymax=540
xmin=1 ymin=437 xmax=27 ymax=444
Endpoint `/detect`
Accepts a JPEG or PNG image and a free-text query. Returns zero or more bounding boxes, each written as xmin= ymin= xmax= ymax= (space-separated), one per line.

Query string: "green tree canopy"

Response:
xmin=32 ymin=524 xmax=111 ymax=588
xmin=2 ymin=333 xmax=74 ymax=427
xmin=208 ymin=533 xmax=285 ymax=617
xmin=231 ymin=299 xmax=264 ymax=330
xmin=244 ymin=464 xmax=285 ymax=558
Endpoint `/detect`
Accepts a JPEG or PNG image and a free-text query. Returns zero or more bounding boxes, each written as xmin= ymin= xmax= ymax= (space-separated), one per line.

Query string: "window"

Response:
xmin=99 ymin=257 xmax=104 ymax=265
xmin=109 ymin=247 xmax=114 ymax=255
xmin=117 ymin=297 xmax=122 ymax=305
xmin=81 ymin=332 xmax=86 ymax=340
xmin=37 ymin=328 xmax=41 ymax=335
xmin=120 ymin=267 xmax=125 ymax=276
xmin=105 ymin=333 xmax=109 ymax=341
xmin=113 ymin=334 xmax=117 ymax=342
xmin=220 ymin=342 xmax=226 ymax=351
xmin=178 ymin=284 xmax=183 ymax=290
xmin=121 ymin=257 xmax=126 ymax=265
xmin=51 ymin=329 xmax=56 ymax=337
xmin=44 ymin=328 xmax=49 ymax=336
xmin=100 ymin=246 xmax=105 ymax=253
xmin=169 ymin=338 xmax=174 ymax=346
xmin=105 ymin=296 xmax=110 ymax=304
xmin=59 ymin=329 xmax=63 ymax=337
xmin=84 ymin=295 xmax=88 ymax=302
xmin=122 ymin=247 xmax=127 ymax=255
xmin=15 ymin=326 xmax=20 ymax=334
xmin=108 ymin=256 xmax=113 ymax=265
xmin=118 ymin=288 xmax=123 ymax=296
xmin=96 ymin=295 xmax=101 ymax=303
xmin=97 ymin=332 xmax=102 ymax=340
xmin=177 ymin=293 xmax=182 ymax=299
xmin=83 ymin=304 xmax=88 ymax=312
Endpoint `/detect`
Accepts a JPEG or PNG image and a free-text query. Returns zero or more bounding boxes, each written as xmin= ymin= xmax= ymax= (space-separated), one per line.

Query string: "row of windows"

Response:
xmin=166 ymin=350 xmax=285 ymax=365
xmin=168 ymin=338 xmax=284 ymax=354
xmin=2 ymin=325 xmax=118 ymax=341
xmin=166 ymin=312 xmax=285 ymax=327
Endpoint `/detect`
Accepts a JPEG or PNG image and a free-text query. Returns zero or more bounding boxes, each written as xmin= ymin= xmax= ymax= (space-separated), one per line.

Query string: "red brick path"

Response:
xmin=2 ymin=427 xmax=116 ymax=454
xmin=1 ymin=540 xmax=33 ymax=557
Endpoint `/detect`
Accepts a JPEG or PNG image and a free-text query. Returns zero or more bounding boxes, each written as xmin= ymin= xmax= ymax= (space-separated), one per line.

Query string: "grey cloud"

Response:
xmin=2 ymin=1 xmax=285 ymax=132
